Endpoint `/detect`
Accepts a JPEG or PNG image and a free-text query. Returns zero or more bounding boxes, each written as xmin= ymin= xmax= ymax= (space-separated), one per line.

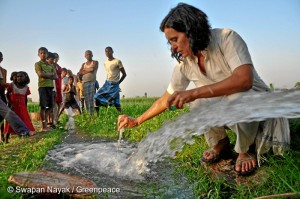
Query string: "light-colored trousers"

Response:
xmin=205 ymin=123 xmax=259 ymax=153
xmin=191 ymin=90 xmax=288 ymax=154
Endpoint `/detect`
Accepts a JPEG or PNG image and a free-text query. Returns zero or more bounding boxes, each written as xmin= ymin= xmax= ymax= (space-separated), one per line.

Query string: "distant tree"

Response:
xmin=294 ymin=82 xmax=300 ymax=88
xmin=269 ymin=83 xmax=274 ymax=91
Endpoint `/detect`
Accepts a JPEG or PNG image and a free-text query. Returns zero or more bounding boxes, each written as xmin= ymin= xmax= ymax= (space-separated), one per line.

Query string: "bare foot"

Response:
xmin=235 ymin=153 xmax=256 ymax=175
xmin=202 ymin=136 xmax=230 ymax=162
xmin=28 ymin=131 xmax=36 ymax=136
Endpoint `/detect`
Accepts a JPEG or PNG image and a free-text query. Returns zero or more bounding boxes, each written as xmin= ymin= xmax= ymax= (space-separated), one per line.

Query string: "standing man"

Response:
xmin=94 ymin=47 xmax=127 ymax=113
xmin=79 ymin=50 xmax=98 ymax=115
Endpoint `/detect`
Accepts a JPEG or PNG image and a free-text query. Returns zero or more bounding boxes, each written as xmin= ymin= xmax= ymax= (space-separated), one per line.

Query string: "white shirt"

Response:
xmin=167 ymin=28 xmax=268 ymax=94
xmin=104 ymin=58 xmax=123 ymax=82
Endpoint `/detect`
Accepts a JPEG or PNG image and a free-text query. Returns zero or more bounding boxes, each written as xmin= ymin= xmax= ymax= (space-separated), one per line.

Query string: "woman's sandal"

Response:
xmin=201 ymin=148 xmax=221 ymax=163
xmin=234 ymin=154 xmax=257 ymax=176
xmin=201 ymin=137 xmax=232 ymax=163
xmin=201 ymin=145 xmax=232 ymax=163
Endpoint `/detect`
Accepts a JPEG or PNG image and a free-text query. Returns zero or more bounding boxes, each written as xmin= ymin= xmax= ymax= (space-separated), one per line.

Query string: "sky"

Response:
xmin=0 ymin=0 xmax=299 ymax=102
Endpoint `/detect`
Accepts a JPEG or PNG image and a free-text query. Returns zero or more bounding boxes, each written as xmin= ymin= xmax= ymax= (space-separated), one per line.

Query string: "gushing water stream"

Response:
xmin=44 ymin=89 xmax=300 ymax=197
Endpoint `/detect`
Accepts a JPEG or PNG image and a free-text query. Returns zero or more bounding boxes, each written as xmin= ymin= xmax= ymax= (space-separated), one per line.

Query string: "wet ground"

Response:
xmin=42 ymin=117 xmax=194 ymax=198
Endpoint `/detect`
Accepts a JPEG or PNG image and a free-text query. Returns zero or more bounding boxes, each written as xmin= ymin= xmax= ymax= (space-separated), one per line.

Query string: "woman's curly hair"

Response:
xmin=160 ymin=3 xmax=211 ymax=62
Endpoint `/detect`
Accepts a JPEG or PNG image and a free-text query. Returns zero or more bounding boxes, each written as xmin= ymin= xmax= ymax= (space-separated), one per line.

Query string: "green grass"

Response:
xmin=1 ymin=98 xmax=299 ymax=198
xmin=27 ymin=102 xmax=40 ymax=113
xmin=75 ymin=97 xmax=187 ymax=141
xmin=0 ymin=115 xmax=67 ymax=199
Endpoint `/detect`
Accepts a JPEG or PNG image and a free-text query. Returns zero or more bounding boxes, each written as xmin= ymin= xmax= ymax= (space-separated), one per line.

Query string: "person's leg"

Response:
xmin=114 ymin=92 xmax=122 ymax=113
xmin=0 ymin=92 xmax=6 ymax=142
xmin=202 ymin=127 xmax=230 ymax=162
xmin=48 ymin=107 xmax=55 ymax=128
xmin=52 ymin=92 xmax=58 ymax=124
xmin=74 ymin=104 xmax=82 ymax=115
xmin=4 ymin=133 xmax=10 ymax=143
xmin=40 ymin=107 xmax=48 ymax=131
xmin=56 ymin=105 xmax=65 ymax=121
xmin=94 ymin=81 xmax=111 ymax=108
xmin=45 ymin=108 xmax=50 ymax=124
xmin=229 ymin=122 xmax=259 ymax=174
xmin=80 ymin=97 xmax=85 ymax=113
xmin=39 ymin=87 xmax=52 ymax=132
xmin=94 ymin=106 xmax=99 ymax=115
xmin=55 ymin=102 xmax=61 ymax=123
xmin=0 ymin=117 xmax=4 ymax=142
xmin=83 ymin=82 xmax=95 ymax=115
xmin=47 ymin=88 xmax=55 ymax=127
xmin=0 ymin=98 xmax=34 ymax=136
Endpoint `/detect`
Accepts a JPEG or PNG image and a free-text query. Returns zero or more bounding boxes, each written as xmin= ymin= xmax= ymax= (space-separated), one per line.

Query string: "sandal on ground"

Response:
xmin=234 ymin=154 xmax=257 ymax=176
xmin=201 ymin=146 xmax=232 ymax=163
xmin=201 ymin=137 xmax=232 ymax=163
xmin=19 ymin=131 xmax=36 ymax=137
xmin=201 ymin=148 xmax=221 ymax=163
xmin=41 ymin=127 xmax=53 ymax=132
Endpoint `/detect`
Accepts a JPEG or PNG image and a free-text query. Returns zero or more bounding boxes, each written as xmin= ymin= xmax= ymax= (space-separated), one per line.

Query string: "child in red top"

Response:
xmin=4 ymin=71 xmax=35 ymax=139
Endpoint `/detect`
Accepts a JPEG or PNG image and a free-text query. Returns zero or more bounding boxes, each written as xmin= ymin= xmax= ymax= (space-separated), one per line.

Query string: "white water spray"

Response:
xmin=46 ymin=89 xmax=300 ymax=180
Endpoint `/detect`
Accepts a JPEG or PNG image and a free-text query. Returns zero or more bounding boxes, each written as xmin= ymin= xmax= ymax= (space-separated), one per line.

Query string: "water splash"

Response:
xmin=128 ymin=89 xmax=300 ymax=173
xmin=46 ymin=89 xmax=300 ymax=182
xmin=46 ymin=141 xmax=144 ymax=180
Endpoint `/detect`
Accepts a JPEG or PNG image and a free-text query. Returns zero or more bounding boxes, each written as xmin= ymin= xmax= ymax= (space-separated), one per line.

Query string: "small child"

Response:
xmin=4 ymin=71 xmax=35 ymax=142
xmin=57 ymin=76 xmax=81 ymax=120
xmin=76 ymin=73 xmax=84 ymax=112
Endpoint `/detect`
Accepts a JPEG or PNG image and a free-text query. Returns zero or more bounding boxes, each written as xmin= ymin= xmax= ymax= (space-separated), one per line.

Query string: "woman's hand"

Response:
xmin=117 ymin=115 xmax=138 ymax=130
xmin=167 ymin=90 xmax=195 ymax=109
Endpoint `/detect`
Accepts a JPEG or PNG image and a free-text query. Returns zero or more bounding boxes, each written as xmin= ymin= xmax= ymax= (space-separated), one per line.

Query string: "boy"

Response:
xmin=76 ymin=73 xmax=84 ymax=112
xmin=45 ymin=52 xmax=57 ymax=128
xmin=35 ymin=47 xmax=57 ymax=132
xmin=57 ymin=76 xmax=81 ymax=120
xmin=61 ymin=67 xmax=68 ymax=101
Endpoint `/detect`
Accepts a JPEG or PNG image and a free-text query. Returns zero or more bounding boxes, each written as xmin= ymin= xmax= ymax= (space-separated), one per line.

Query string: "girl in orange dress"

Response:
xmin=4 ymin=71 xmax=35 ymax=138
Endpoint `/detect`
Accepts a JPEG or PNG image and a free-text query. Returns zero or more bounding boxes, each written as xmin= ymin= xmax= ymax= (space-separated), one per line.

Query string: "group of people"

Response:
xmin=0 ymin=45 xmax=127 ymax=141
xmin=34 ymin=46 xmax=127 ymax=132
